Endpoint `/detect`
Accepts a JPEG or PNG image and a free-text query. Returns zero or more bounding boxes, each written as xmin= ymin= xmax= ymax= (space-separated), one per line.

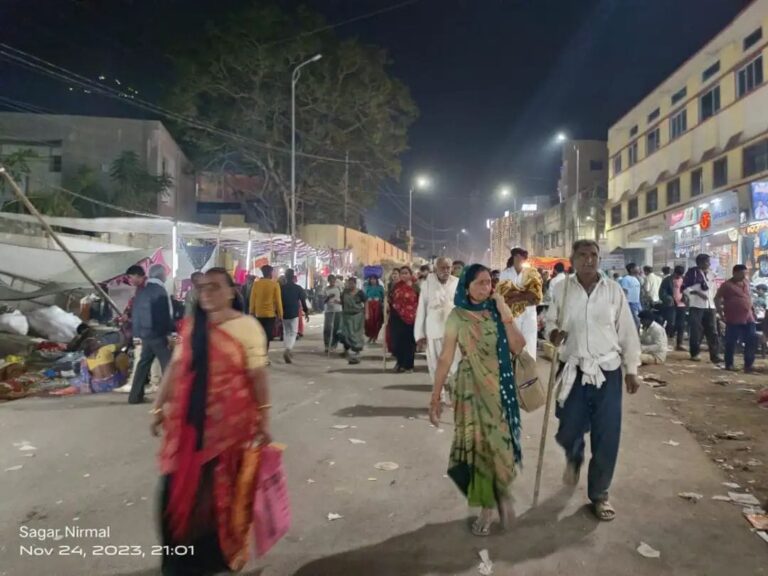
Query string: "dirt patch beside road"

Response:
xmin=641 ymin=351 xmax=768 ymax=510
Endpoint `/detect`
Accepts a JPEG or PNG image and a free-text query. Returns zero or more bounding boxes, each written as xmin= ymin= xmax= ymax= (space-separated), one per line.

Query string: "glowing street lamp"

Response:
xmin=408 ymin=174 xmax=432 ymax=262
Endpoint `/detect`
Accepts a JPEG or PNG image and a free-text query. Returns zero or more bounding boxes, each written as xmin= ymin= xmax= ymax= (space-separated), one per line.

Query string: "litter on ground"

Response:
xmin=327 ymin=513 xmax=343 ymax=521
xmin=663 ymin=440 xmax=680 ymax=447
xmin=374 ymin=462 xmax=399 ymax=471
xmin=678 ymin=492 xmax=703 ymax=502
xmin=729 ymin=492 xmax=761 ymax=506
xmin=637 ymin=542 xmax=661 ymax=559
xmin=331 ymin=425 xmax=350 ymax=430
xmin=349 ymin=438 xmax=367 ymax=445
xmin=723 ymin=482 xmax=741 ymax=489
xmin=478 ymin=549 xmax=494 ymax=575
xmin=712 ymin=495 xmax=732 ymax=502
xmin=5 ymin=465 xmax=23 ymax=472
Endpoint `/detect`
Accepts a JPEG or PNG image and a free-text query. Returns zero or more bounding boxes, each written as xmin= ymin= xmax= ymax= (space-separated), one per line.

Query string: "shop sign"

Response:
xmin=668 ymin=206 xmax=698 ymax=230
xmin=700 ymin=210 xmax=711 ymax=230
xmin=707 ymin=192 xmax=739 ymax=230
xmin=751 ymin=181 xmax=768 ymax=221
xmin=745 ymin=220 xmax=768 ymax=235
xmin=627 ymin=216 xmax=667 ymax=242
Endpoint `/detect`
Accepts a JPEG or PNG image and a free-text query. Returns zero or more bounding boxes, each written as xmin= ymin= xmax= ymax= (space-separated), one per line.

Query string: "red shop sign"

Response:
xmin=700 ymin=210 xmax=712 ymax=230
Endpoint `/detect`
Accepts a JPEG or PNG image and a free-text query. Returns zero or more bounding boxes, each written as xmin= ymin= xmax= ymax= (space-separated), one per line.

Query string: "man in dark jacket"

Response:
xmin=280 ymin=269 xmax=309 ymax=364
xmin=128 ymin=264 xmax=173 ymax=404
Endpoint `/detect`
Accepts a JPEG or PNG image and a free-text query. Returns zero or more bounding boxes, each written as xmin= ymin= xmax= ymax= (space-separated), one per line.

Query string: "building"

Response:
xmin=606 ymin=1 xmax=768 ymax=279
xmin=0 ymin=113 xmax=195 ymax=219
xmin=300 ymin=224 xmax=409 ymax=269
xmin=488 ymin=195 xmax=553 ymax=269
xmin=195 ymin=171 xmax=265 ymax=225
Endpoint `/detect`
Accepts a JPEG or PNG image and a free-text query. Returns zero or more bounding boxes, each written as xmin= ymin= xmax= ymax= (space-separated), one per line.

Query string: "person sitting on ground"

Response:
xmin=66 ymin=323 xmax=97 ymax=352
xmin=639 ymin=310 xmax=667 ymax=365
xmin=81 ymin=338 xmax=128 ymax=393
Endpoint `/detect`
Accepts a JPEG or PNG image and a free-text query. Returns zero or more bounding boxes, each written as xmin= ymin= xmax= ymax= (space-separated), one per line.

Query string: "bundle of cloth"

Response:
xmin=495 ymin=269 xmax=544 ymax=318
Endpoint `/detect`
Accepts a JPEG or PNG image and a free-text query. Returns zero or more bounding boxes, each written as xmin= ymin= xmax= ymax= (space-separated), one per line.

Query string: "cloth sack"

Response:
xmin=515 ymin=349 xmax=545 ymax=412
xmin=0 ymin=310 xmax=29 ymax=336
xmin=252 ymin=444 xmax=291 ymax=557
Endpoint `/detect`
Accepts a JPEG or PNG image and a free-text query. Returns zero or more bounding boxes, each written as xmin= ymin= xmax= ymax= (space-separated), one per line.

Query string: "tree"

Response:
xmin=164 ymin=2 xmax=418 ymax=232
xmin=0 ymin=148 xmax=36 ymax=203
xmin=108 ymin=151 xmax=173 ymax=213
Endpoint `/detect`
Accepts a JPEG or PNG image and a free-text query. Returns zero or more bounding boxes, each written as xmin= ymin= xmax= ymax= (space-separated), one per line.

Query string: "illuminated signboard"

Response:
xmin=520 ymin=204 xmax=538 ymax=212
xmin=752 ymin=181 xmax=768 ymax=221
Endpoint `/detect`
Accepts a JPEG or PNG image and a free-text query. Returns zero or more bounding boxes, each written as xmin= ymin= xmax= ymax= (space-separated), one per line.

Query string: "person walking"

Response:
xmin=415 ymin=257 xmax=460 ymax=405
xmin=683 ymin=254 xmax=722 ymax=364
xmin=390 ymin=266 xmax=419 ymax=373
xmin=128 ymin=264 xmax=174 ymax=405
xmin=339 ymin=277 xmax=367 ymax=364
xmin=322 ymin=275 xmax=343 ymax=353
xmin=428 ymin=264 xmax=527 ymax=536
xmin=183 ymin=271 xmax=204 ymax=317
xmin=546 ymin=240 xmax=641 ymax=522
xmin=150 ymin=268 xmax=270 ymax=575
xmin=618 ymin=263 xmax=642 ymax=329
xmin=451 ymin=260 xmax=465 ymax=278
xmin=499 ymin=247 xmax=542 ymax=359
xmin=715 ymin=264 xmax=757 ymax=373
xmin=280 ymin=269 xmax=309 ymax=364
xmin=659 ymin=265 xmax=687 ymax=350
xmin=249 ymin=265 xmax=283 ymax=350
xmin=364 ymin=275 xmax=385 ymax=344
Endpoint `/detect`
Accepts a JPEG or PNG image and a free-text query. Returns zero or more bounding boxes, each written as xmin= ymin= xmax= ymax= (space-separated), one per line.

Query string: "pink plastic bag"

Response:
xmin=252 ymin=444 xmax=291 ymax=557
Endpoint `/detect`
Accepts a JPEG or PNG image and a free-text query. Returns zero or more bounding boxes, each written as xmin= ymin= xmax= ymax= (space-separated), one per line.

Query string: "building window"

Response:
xmin=743 ymin=138 xmax=768 ymax=177
xmin=628 ymin=198 xmax=638 ymax=220
xmin=666 ymin=178 xmax=681 ymax=205
xmin=611 ymin=204 xmax=622 ymax=226
xmin=737 ymin=55 xmax=763 ymax=98
xmin=744 ymin=27 xmax=763 ymax=51
xmin=690 ymin=168 xmax=703 ymax=197
xmin=50 ymin=155 xmax=62 ymax=173
xmin=647 ymin=107 xmax=660 ymax=123
xmin=646 ymin=188 xmax=658 ymax=213
xmin=670 ymin=109 xmax=687 ymax=140
xmin=713 ymin=157 xmax=728 ymax=188
xmin=613 ymin=154 xmax=622 ymax=174
xmin=646 ymin=128 xmax=660 ymax=155
xmin=702 ymin=61 xmax=720 ymax=82
xmin=699 ymin=85 xmax=721 ymax=121
xmin=629 ymin=125 xmax=638 ymax=137
xmin=589 ymin=160 xmax=604 ymax=171
xmin=628 ymin=141 xmax=638 ymax=166
xmin=671 ymin=86 xmax=687 ymax=105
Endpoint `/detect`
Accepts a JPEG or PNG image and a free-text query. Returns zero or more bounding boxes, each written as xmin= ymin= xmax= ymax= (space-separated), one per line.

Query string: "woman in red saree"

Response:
xmin=390 ymin=266 xmax=419 ymax=373
xmin=364 ymin=275 xmax=385 ymax=343
xmin=151 ymin=268 xmax=270 ymax=576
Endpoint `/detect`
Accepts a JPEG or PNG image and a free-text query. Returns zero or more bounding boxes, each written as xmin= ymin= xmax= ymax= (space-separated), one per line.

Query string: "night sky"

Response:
xmin=0 ymin=0 xmax=750 ymax=258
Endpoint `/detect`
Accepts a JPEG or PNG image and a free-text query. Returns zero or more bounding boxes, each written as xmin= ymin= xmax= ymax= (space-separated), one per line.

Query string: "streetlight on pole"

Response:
xmin=456 ymin=228 xmax=468 ymax=257
xmin=498 ymin=184 xmax=516 ymax=212
xmin=408 ymin=174 xmax=431 ymax=263
xmin=556 ymin=132 xmax=581 ymax=243
xmin=290 ymin=53 xmax=323 ymax=267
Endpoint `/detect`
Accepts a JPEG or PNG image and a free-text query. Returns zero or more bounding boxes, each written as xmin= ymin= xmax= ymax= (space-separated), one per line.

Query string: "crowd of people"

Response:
xmin=103 ymin=242 xmax=766 ymax=572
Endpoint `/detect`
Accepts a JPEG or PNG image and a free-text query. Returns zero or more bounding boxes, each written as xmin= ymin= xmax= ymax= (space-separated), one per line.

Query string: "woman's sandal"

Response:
xmin=471 ymin=510 xmax=494 ymax=536
xmin=593 ymin=500 xmax=616 ymax=522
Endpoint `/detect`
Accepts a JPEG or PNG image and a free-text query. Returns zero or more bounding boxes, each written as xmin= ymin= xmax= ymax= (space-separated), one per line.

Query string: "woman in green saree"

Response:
xmin=429 ymin=264 xmax=526 ymax=536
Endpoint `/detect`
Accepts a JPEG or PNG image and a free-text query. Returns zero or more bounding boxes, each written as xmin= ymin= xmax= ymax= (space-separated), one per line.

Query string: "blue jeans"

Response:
xmin=555 ymin=367 xmax=623 ymax=503
xmin=724 ymin=323 xmax=757 ymax=370
xmin=628 ymin=302 xmax=641 ymax=330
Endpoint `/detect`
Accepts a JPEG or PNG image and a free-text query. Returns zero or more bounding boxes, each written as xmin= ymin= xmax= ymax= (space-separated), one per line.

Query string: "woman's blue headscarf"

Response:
xmin=454 ymin=264 xmax=522 ymax=465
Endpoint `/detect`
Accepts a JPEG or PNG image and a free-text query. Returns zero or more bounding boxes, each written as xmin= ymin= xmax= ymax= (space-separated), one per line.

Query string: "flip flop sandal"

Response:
xmin=593 ymin=501 xmax=616 ymax=522
xmin=471 ymin=516 xmax=493 ymax=537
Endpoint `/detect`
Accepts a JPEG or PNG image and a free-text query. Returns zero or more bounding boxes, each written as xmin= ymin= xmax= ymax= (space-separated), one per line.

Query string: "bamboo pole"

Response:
xmin=533 ymin=343 xmax=560 ymax=506
xmin=0 ymin=167 xmax=122 ymax=315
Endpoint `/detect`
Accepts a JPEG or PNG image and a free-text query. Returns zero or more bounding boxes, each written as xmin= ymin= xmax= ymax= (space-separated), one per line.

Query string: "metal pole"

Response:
xmin=343 ymin=151 xmax=349 ymax=251
xmin=408 ymin=185 xmax=413 ymax=263
xmin=290 ymin=71 xmax=297 ymax=269
xmin=216 ymin=221 xmax=223 ymax=266
xmin=533 ymin=344 xmax=560 ymax=506
xmin=431 ymin=214 xmax=435 ymax=259
xmin=0 ymin=167 xmax=121 ymax=315
xmin=575 ymin=145 xmax=580 ymax=241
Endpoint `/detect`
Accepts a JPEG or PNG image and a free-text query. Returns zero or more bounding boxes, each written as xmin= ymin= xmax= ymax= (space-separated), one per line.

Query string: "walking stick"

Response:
xmin=533 ymin=342 xmax=560 ymax=507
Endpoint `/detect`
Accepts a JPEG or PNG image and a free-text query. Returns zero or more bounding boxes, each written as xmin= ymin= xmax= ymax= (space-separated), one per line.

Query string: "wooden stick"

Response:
xmin=0 ymin=167 xmax=122 ymax=315
xmin=533 ymin=343 xmax=560 ymax=507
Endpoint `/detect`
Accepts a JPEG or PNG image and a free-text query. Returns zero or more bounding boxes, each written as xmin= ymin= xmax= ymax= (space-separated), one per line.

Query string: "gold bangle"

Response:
xmin=149 ymin=408 xmax=163 ymax=415
xmin=258 ymin=404 xmax=272 ymax=411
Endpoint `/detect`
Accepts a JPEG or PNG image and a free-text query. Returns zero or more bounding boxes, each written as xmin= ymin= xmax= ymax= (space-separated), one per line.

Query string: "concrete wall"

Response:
xmin=299 ymin=224 xmax=408 ymax=268
xmin=0 ymin=113 xmax=196 ymax=219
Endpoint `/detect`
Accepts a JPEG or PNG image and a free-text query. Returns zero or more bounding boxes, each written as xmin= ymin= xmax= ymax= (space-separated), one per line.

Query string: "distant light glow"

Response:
xmin=556 ymin=132 xmax=568 ymax=143
xmin=499 ymin=185 xmax=512 ymax=197
xmin=521 ymin=203 xmax=538 ymax=212
xmin=414 ymin=175 xmax=432 ymax=189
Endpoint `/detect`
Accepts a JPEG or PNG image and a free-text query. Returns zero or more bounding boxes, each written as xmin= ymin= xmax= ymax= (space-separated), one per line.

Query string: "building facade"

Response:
xmin=0 ymin=113 xmax=195 ymax=219
xmin=606 ymin=0 xmax=768 ymax=280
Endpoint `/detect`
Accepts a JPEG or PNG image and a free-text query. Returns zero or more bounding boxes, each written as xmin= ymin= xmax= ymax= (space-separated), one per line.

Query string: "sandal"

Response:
xmin=593 ymin=500 xmax=616 ymax=522
xmin=471 ymin=512 xmax=493 ymax=537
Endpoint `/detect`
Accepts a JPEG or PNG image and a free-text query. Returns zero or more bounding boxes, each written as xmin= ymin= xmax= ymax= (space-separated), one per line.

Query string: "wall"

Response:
xmin=299 ymin=224 xmax=408 ymax=267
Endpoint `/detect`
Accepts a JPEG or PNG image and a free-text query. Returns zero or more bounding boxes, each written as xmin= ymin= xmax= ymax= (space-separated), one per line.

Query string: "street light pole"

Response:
xmin=290 ymin=53 xmax=322 ymax=268
xmin=408 ymin=184 xmax=414 ymax=263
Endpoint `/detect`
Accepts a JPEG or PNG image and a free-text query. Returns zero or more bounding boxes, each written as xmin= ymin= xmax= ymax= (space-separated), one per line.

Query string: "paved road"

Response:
xmin=1 ymin=318 xmax=766 ymax=576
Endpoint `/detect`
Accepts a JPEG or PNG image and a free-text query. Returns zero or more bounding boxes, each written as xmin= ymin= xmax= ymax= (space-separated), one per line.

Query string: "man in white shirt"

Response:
xmin=323 ymin=275 xmax=343 ymax=352
xmin=546 ymin=240 xmax=640 ymax=522
xmin=500 ymin=247 xmax=541 ymax=359
xmin=642 ymin=265 xmax=662 ymax=305
xmin=639 ymin=310 xmax=667 ymax=364
xmin=415 ymin=257 xmax=460 ymax=404
xmin=682 ymin=253 xmax=722 ymax=364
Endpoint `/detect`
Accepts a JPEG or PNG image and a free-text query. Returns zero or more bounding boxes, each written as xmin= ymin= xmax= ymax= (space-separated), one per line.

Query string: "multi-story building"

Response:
xmin=0 ymin=113 xmax=195 ymax=219
xmin=606 ymin=0 xmax=768 ymax=279
xmin=488 ymin=195 xmax=552 ymax=269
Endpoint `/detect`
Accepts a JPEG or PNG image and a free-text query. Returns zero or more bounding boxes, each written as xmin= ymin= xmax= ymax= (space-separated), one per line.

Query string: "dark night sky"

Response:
xmin=0 ymin=0 xmax=750 ymax=257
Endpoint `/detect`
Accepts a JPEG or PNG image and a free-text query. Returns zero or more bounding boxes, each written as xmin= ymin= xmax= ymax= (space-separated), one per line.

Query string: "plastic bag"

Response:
xmin=26 ymin=306 xmax=82 ymax=343
xmin=0 ymin=310 xmax=29 ymax=336
xmin=252 ymin=444 xmax=291 ymax=557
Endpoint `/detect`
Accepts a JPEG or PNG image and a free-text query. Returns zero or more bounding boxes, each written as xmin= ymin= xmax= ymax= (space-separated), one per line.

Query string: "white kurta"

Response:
xmin=499 ymin=266 xmax=538 ymax=359
xmin=414 ymin=273 xmax=460 ymax=380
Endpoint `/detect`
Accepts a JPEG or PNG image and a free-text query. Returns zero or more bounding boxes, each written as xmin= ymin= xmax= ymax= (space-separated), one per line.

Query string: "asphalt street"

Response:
xmin=1 ymin=318 xmax=766 ymax=576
